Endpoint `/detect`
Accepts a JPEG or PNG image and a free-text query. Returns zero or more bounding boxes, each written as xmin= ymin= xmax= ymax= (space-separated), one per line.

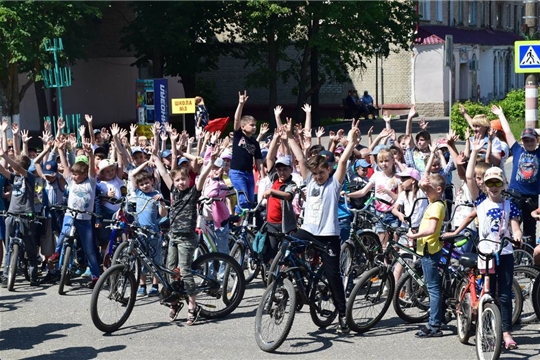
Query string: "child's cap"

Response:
xmin=490 ymin=119 xmax=503 ymax=132
xmin=275 ymin=156 xmax=292 ymax=168
xmin=370 ymin=144 xmax=388 ymax=155
xmin=94 ymin=146 xmax=107 ymax=156
xmin=213 ymin=158 xmax=226 ymax=168
xmin=484 ymin=167 xmax=505 ymax=182
xmin=161 ymin=149 xmax=172 ymax=158
xmin=42 ymin=161 xmax=58 ymax=175
xmin=319 ymin=150 xmax=335 ymax=163
xmin=93 ymin=129 xmax=101 ymax=134
xmin=75 ymin=155 xmax=89 ymax=165
xmin=521 ymin=127 xmax=538 ymax=139
xmin=437 ymin=138 xmax=448 ymax=149
xmin=396 ymin=167 xmax=421 ymax=181
xmin=354 ymin=159 xmax=371 ymax=169
xmin=220 ymin=151 xmax=232 ymax=160
xmin=177 ymin=157 xmax=189 ymax=166
xmin=131 ymin=146 xmax=147 ymax=155
xmin=98 ymin=159 xmax=116 ymax=174
xmin=334 ymin=146 xmax=345 ymax=154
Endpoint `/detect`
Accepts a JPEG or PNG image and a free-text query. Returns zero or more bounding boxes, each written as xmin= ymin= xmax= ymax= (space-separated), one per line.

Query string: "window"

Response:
xmin=496 ymin=2 xmax=502 ymax=28
xmin=488 ymin=1 xmax=492 ymax=27
xmin=506 ymin=4 xmax=511 ymax=28
xmin=468 ymin=1 xmax=477 ymax=26
xmin=493 ymin=56 xmax=499 ymax=97
xmin=437 ymin=0 xmax=443 ymax=22
xmin=458 ymin=1 xmax=464 ymax=25
xmin=420 ymin=0 xmax=431 ymax=21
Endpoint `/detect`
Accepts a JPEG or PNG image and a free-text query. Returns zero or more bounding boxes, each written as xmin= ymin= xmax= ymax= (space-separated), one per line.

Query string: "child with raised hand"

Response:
xmin=406 ymin=174 xmax=447 ymax=338
xmin=153 ymin=144 xmax=220 ymax=326
xmin=492 ymin=104 xmax=540 ymax=245
xmin=348 ymin=148 xmax=401 ymax=250
xmin=56 ymin=138 xmax=101 ymax=288
xmin=230 ymin=90 xmax=265 ymax=212
xmin=287 ymin=117 xmax=360 ymax=334
xmin=0 ymin=145 xmax=38 ymax=287
xmin=130 ymin=165 xmax=167 ymax=297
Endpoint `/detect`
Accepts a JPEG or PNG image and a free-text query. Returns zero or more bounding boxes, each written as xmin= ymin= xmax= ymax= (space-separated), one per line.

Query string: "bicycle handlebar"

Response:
xmin=48 ymin=205 xmax=101 ymax=219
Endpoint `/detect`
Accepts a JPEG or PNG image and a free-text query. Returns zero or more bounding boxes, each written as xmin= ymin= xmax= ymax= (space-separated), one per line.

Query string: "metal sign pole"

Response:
xmin=183 ymin=114 xmax=186 ymax=132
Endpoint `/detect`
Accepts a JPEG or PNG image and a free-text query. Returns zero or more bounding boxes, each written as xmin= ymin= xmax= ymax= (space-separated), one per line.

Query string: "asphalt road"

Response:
xmin=1 ymin=273 xmax=540 ymax=360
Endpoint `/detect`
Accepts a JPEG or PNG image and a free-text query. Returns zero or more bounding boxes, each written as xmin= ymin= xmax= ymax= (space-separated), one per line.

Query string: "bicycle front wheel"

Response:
xmin=511 ymin=277 xmax=523 ymax=326
xmin=513 ymin=249 xmax=533 ymax=267
xmin=111 ymin=241 xmax=141 ymax=285
xmin=476 ymin=302 xmax=502 ymax=360
xmin=58 ymin=246 xmax=72 ymax=295
xmin=7 ymin=243 xmax=19 ymax=291
xmin=255 ymin=278 xmax=296 ymax=353
xmin=533 ymin=270 xmax=540 ymax=320
xmin=346 ymin=266 xmax=394 ymax=333
xmin=90 ymin=264 xmax=137 ymax=333
xmin=266 ymin=249 xmax=283 ymax=287
xmin=193 ymin=252 xmax=246 ymax=319
xmin=392 ymin=273 xmax=430 ymax=323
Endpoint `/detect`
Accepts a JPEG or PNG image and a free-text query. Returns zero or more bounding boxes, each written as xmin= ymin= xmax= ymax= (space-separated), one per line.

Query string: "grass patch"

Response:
xmin=508 ymin=121 xmax=525 ymax=141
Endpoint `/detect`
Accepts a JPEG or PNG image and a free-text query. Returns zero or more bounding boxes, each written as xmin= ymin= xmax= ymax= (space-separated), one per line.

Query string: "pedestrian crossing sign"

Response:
xmin=515 ymin=41 xmax=540 ymax=73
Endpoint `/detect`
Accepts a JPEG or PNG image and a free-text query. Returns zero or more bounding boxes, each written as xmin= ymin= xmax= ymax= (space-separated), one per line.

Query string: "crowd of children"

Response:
xmin=1 ymin=91 xmax=540 ymax=338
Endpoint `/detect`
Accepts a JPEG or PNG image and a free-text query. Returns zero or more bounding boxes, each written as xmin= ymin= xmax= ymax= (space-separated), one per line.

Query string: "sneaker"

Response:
xmin=41 ymin=271 xmax=60 ymax=284
xmin=415 ymin=325 xmax=443 ymax=338
xmin=74 ymin=267 xmax=85 ymax=277
xmin=148 ymin=286 xmax=159 ymax=297
xmin=48 ymin=252 xmax=60 ymax=264
xmin=1 ymin=277 xmax=7 ymax=288
xmin=137 ymin=286 xmax=147 ymax=297
xmin=87 ymin=278 xmax=99 ymax=290
xmin=81 ymin=267 xmax=91 ymax=278
xmin=30 ymin=278 xmax=40 ymax=287
xmin=338 ymin=314 xmax=350 ymax=334
xmin=186 ymin=306 xmax=201 ymax=326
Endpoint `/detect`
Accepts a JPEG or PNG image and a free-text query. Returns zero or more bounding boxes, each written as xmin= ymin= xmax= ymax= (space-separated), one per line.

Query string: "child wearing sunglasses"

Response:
xmin=453 ymin=164 xmax=522 ymax=350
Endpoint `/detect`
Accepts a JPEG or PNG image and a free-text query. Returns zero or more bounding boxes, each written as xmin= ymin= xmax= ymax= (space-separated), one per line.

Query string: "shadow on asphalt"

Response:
xmin=104 ymin=321 xmax=171 ymax=336
xmin=0 ymin=323 xmax=81 ymax=351
xmin=272 ymin=327 xmax=355 ymax=355
xmin=21 ymin=345 xmax=126 ymax=359
xmin=0 ymin=291 xmax=47 ymax=312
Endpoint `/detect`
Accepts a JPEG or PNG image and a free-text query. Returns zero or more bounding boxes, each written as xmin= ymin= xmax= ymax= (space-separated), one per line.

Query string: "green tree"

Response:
xmin=225 ymin=1 xmax=417 ymax=126
xmin=0 ymin=1 xmax=106 ymax=120
xmin=120 ymin=1 xmax=230 ymax=98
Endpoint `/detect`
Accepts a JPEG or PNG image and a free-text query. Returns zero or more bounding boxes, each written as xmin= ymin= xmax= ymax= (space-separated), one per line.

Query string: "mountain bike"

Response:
xmin=49 ymin=205 xmax=100 ymax=295
xmin=1 ymin=212 xmax=36 ymax=291
xmin=90 ymin=221 xmax=246 ymax=333
xmin=255 ymin=232 xmax=338 ymax=353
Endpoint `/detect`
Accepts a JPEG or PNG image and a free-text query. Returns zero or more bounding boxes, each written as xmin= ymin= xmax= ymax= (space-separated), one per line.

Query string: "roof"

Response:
xmin=415 ymin=25 xmax=523 ymax=46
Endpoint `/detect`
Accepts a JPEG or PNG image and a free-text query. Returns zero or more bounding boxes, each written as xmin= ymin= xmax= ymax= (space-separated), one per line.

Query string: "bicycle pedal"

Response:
xmin=319 ymin=309 xmax=334 ymax=318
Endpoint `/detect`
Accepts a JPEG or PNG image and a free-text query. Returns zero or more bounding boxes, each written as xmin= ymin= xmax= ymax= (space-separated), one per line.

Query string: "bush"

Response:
xmin=451 ymin=89 xmax=529 ymax=140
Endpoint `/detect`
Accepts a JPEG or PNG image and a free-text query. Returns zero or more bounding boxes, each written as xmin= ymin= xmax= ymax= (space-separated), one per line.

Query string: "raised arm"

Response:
xmin=82 ymin=139 xmax=96 ymax=178
xmin=445 ymin=130 xmax=466 ymax=179
xmin=85 ymin=114 xmax=96 ymax=146
xmin=234 ymin=90 xmax=248 ymax=131
xmin=265 ymin=128 xmax=282 ymax=171
xmin=20 ymin=129 xmax=32 ymax=156
xmin=465 ymin=137 xmax=483 ymax=200
xmin=405 ymin=104 xmax=416 ymax=136
xmin=286 ymin=118 xmax=309 ymax=179
xmin=153 ymin=154 xmax=172 ymax=190
xmin=335 ymin=121 xmax=360 ymax=184
xmin=11 ymin=123 xmax=20 ymax=156
xmin=274 ymin=105 xmax=284 ymax=128
xmin=196 ymin=146 xmax=220 ymax=191
xmin=302 ymin=104 xmax=312 ymax=133
xmin=256 ymin=123 xmax=269 ymax=142
xmin=491 ymin=104 xmax=515 ymax=148
xmin=459 ymin=103 xmax=475 ymax=129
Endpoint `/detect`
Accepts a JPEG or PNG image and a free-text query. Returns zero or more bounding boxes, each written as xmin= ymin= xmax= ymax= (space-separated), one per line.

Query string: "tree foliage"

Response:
xmin=0 ymin=1 xmax=106 ymax=116
xmin=224 ymin=0 xmax=418 ymax=126
xmin=120 ymin=1 xmax=230 ymax=96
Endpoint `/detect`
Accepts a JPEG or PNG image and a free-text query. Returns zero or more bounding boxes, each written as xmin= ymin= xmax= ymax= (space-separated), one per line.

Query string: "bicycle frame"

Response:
xmin=58 ymin=220 xmax=78 ymax=272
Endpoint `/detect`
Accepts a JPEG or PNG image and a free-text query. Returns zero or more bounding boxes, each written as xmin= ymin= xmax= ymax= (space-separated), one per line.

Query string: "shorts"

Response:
xmin=374 ymin=210 xmax=398 ymax=234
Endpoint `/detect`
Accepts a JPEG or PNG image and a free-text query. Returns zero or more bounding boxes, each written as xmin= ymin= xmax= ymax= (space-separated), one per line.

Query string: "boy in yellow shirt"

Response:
xmin=406 ymin=173 xmax=447 ymax=338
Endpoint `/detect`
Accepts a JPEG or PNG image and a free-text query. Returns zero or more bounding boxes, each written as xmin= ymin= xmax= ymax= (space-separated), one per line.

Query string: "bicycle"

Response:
xmin=345 ymin=215 xmax=469 ymax=333
xmin=90 ymin=220 xmax=246 ymax=333
xmin=254 ymin=232 xmax=338 ymax=353
xmin=455 ymin=237 xmax=516 ymax=360
xmin=49 ymin=205 xmax=100 ymax=295
xmin=1 ymin=212 xmax=37 ymax=291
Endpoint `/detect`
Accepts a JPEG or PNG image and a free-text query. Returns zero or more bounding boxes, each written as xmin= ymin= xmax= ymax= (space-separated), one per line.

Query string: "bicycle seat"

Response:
xmin=458 ymin=253 xmax=478 ymax=269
